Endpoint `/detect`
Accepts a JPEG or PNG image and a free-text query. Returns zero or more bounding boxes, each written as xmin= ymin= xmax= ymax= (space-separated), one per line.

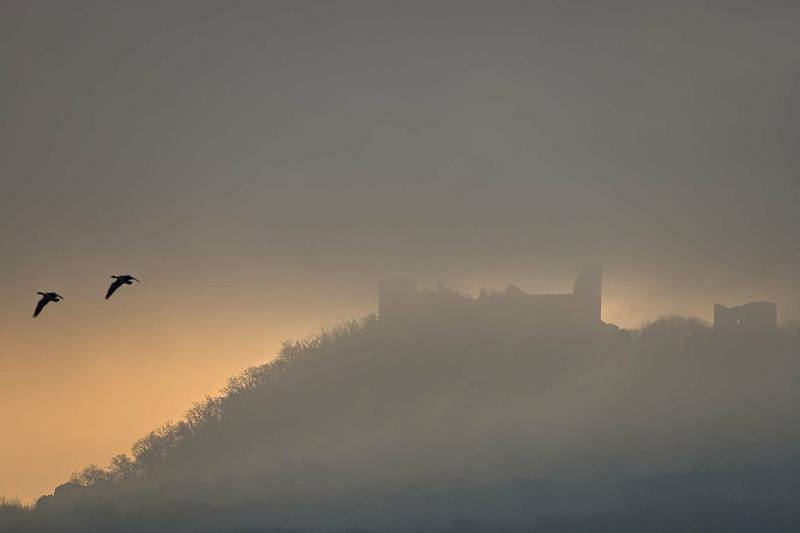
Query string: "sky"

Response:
xmin=1 ymin=1 xmax=799 ymax=502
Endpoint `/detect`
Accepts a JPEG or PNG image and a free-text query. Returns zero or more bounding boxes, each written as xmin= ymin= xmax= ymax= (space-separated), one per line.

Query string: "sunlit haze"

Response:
xmin=1 ymin=1 xmax=798 ymax=508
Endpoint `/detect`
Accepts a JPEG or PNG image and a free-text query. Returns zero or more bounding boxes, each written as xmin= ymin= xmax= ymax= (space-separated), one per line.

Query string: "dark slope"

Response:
xmin=8 ymin=314 xmax=800 ymax=532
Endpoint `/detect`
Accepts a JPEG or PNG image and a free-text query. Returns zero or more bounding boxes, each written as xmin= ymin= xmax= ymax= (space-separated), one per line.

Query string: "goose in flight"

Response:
xmin=106 ymin=275 xmax=140 ymax=300
xmin=33 ymin=292 xmax=63 ymax=318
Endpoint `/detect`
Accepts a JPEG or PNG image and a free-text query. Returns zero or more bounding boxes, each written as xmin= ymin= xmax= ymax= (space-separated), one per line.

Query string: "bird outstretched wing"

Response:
xmin=106 ymin=279 xmax=124 ymax=299
xmin=33 ymin=297 xmax=48 ymax=317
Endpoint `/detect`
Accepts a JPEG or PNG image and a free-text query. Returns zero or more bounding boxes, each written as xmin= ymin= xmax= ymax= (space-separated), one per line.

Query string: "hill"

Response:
xmin=4 ymin=309 xmax=800 ymax=532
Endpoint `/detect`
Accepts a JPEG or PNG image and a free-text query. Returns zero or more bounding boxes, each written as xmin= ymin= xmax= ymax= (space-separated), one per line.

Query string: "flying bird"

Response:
xmin=33 ymin=292 xmax=63 ymax=318
xmin=106 ymin=275 xmax=140 ymax=300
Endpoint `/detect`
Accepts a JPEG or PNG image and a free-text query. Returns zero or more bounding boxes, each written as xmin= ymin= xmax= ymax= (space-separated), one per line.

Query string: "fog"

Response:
xmin=2 ymin=1 xmax=799 ymax=531
xmin=5 ymin=293 xmax=800 ymax=531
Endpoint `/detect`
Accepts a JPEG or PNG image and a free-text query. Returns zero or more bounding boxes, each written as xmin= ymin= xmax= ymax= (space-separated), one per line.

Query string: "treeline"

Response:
xmin=57 ymin=316 xmax=800 ymax=495
xmin=65 ymin=317 xmax=374 ymax=491
xmin=3 ymin=311 xmax=800 ymax=532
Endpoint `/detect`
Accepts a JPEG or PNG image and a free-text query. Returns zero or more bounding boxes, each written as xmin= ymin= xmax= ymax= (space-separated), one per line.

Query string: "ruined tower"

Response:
xmin=572 ymin=265 xmax=603 ymax=324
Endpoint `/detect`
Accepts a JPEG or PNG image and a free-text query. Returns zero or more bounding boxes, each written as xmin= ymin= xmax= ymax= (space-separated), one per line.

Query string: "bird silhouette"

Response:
xmin=106 ymin=275 xmax=140 ymax=300
xmin=33 ymin=292 xmax=63 ymax=318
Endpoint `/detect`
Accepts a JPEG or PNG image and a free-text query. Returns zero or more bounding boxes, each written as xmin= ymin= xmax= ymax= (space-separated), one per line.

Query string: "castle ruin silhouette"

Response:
xmin=379 ymin=265 xmax=779 ymax=335
xmin=714 ymin=301 xmax=777 ymax=333
xmin=378 ymin=265 xmax=607 ymax=332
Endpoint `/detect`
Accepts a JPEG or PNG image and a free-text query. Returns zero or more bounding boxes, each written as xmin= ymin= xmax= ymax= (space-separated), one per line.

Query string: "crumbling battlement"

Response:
xmin=714 ymin=301 xmax=777 ymax=334
xmin=378 ymin=266 xmax=603 ymax=331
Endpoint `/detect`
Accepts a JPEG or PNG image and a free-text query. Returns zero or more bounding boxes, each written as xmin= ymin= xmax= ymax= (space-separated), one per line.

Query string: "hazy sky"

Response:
xmin=1 ymin=1 xmax=799 ymax=501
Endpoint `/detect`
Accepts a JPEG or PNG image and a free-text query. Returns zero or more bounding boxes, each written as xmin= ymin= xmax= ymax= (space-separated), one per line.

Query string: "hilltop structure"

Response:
xmin=379 ymin=265 xmax=606 ymax=332
xmin=714 ymin=301 xmax=777 ymax=334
